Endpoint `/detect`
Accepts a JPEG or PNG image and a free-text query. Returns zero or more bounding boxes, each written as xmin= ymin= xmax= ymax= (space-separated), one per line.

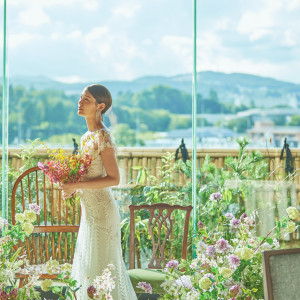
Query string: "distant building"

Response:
xmin=248 ymin=121 xmax=300 ymax=148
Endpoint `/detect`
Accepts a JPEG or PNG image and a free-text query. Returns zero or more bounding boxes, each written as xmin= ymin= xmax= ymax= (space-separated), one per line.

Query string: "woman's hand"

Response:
xmin=60 ymin=183 xmax=78 ymax=199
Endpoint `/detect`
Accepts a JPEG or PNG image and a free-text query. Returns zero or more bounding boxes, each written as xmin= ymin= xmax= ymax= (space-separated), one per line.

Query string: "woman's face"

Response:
xmin=78 ymin=89 xmax=98 ymax=117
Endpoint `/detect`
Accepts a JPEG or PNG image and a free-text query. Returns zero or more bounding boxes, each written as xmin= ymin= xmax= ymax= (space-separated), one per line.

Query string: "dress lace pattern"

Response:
xmin=71 ymin=129 xmax=137 ymax=300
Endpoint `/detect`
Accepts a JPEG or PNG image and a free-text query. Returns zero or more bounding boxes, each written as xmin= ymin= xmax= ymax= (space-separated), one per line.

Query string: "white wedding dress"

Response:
xmin=71 ymin=129 xmax=137 ymax=300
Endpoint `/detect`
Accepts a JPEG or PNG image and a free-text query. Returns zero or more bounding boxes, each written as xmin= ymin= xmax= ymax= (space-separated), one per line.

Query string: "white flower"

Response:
xmin=24 ymin=209 xmax=37 ymax=223
xmin=219 ymin=267 xmax=232 ymax=279
xmin=190 ymin=261 xmax=198 ymax=269
xmin=286 ymin=207 xmax=298 ymax=220
xmin=199 ymin=276 xmax=213 ymax=290
xmin=45 ymin=258 xmax=60 ymax=274
xmin=41 ymin=279 xmax=53 ymax=291
xmin=61 ymin=263 xmax=72 ymax=273
xmin=287 ymin=221 xmax=297 ymax=233
xmin=197 ymin=241 xmax=207 ymax=253
xmin=15 ymin=213 xmax=26 ymax=224
xmin=22 ymin=222 xmax=34 ymax=235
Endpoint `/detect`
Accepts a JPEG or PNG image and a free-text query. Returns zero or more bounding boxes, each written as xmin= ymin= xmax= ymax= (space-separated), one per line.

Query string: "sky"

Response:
xmin=1 ymin=0 xmax=300 ymax=83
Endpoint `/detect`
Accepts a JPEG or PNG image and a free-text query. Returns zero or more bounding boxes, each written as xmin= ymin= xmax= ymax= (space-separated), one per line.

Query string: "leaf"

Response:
xmin=266 ymin=237 xmax=273 ymax=245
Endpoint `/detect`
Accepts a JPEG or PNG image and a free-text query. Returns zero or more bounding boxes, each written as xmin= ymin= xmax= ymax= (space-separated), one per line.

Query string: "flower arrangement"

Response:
xmin=40 ymin=261 xmax=116 ymax=300
xmin=0 ymin=206 xmax=43 ymax=299
xmin=38 ymin=147 xmax=92 ymax=205
xmin=87 ymin=264 xmax=116 ymax=300
xmin=137 ymin=201 xmax=299 ymax=300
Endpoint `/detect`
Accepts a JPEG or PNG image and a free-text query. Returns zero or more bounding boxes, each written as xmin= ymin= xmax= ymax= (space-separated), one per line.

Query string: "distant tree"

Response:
xmin=272 ymin=115 xmax=286 ymax=126
xmin=111 ymin=124 xmax=143 ymax=146
xmin=132 ymin=85 xmax=192 ymax=114
xmin=226 ymin=118 xmax=252 ymax=133
xmin=289 ymin=115 xmax=300 ymax=126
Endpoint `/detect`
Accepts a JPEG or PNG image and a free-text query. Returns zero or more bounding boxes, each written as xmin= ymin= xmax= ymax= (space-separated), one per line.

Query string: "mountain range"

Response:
xmin=4 ymin=71 xmax=300 ymax=107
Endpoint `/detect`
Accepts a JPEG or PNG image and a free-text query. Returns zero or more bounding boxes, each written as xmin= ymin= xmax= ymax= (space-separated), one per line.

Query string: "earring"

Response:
xmin=96 ymin=110 xmax=102 ymax=121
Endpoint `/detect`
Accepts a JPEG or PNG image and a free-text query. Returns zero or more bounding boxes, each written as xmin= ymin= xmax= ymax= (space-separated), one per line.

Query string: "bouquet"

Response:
xmin=38 ymin=148 xmax=93 ymax=205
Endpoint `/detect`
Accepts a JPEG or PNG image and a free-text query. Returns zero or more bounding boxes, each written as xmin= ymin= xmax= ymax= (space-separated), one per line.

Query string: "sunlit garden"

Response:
xmin=1 ymin=1 xmax=300 ymax=300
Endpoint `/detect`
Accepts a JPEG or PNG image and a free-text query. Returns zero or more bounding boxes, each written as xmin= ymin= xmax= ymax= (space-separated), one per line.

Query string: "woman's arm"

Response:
xmin=61 ymin=147 xmax=120 ymax=198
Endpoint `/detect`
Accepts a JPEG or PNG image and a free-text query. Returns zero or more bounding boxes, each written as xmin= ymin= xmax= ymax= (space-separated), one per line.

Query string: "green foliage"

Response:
xmin=3 ymin=85 xmax=255 ymax=145
xmin=289 ymin=115 xmax=300 ymax=126
xmin=225 ymin=118 xmax=253 ymax=133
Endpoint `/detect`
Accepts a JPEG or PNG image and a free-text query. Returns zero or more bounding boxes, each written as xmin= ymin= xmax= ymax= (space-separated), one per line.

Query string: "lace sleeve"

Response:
xmin=96 ymin=130 xmax=117 ymax=153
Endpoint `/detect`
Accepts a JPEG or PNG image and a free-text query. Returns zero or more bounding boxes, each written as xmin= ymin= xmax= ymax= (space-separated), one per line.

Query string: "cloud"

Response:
xmin=54 ymin=75 xmax=85 ymax=83
xmin=19 ymin=6 xmax=50 ymax=27
xmin=67 ymin=30 xmax=83 ymax=40
xmin=8 ymin=33 xmax=41 ymax=48
xmin=112 ymin=1 xmax=141 ymax=18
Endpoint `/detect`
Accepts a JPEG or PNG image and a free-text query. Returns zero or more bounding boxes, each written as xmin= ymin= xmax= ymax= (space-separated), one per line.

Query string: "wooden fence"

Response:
xmin=2 ymin=147 xmax=300 ymax=240
xmin=1 ymin=147 xmax=300 ymax=185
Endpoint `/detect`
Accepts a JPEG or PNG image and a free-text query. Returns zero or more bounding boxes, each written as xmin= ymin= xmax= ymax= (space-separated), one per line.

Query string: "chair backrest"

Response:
xmin=11 ymin=166 xmax=81 ymax=265
xmin=262 ymin=248 xmax=300 ymax=300
xmin=129 ymin=203 xmax=192 ymax=270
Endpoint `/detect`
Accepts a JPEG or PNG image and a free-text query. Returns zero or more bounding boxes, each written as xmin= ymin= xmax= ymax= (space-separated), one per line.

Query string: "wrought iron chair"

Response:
xmin=11 ymin=166 xmax=81 ymax=287
xmin=128 ymin=203 xmax=193 ymax=294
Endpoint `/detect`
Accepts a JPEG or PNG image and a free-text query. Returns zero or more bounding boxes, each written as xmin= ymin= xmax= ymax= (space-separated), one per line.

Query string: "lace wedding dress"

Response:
xmin=71 ymin=129 xmax=137 ymax=300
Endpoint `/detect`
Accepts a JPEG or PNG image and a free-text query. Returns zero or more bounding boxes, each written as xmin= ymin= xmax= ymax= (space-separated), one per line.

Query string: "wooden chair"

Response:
xmin=11 ymin=166 xmax=81 ymax=287
xmin=262 ymin=248 xmax=300 ymax=300
xmin=128 ymin=203 xmax=193 ymax=294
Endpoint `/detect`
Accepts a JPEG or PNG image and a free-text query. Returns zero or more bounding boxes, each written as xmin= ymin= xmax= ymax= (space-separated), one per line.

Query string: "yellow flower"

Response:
xmin=61 ymin=263 xmax=72 ymax=273
xmin=15 ymin=213 xmax=26 ymax=224
xmin=24 ymin=209 xmax=37 ymax=223
xmin=199 ymin=277 xmax=212 ymax=290
xmin=237 ymin=247 xmax=254 ymax=260
xmin=22 ymin=222 xmax=34 ymax=235
xmin=45 ymin=258 xmax=60 ymax=274
xmin=287 ymin=221 xmax=296 ymax=233
xmin=286 ymin=207 xmax=298 ymax=220
xmin=41 ymin=279 xmax=53 ymax=291
xmin=219 ymin=267 xmax=232 ymax=279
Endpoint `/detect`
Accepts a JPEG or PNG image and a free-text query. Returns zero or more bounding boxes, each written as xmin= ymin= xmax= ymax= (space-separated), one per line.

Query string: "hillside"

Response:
xmin=4 ymin=71 xmax=300 ymax=107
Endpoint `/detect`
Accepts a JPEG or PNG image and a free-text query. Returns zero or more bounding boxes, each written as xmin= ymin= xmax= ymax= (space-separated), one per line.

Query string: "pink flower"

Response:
xmin=206 ymin=246 xmax=215 ymax=256
xmin=229 ymin=254 xmax=240 ymax=268
xmin=29 ymin=203 xmax=41 ymax=215
xmin=230 ymin=218 xmax=241 ymax=228
xmin=225 ymin=213 xmax=234 ymax=219
xmin=215 ymin=238 xmax=231 ymax=254
xmin=137 ymin=282 xmax=152 ymax=294
xmin=87 ymin=285 xmax=96 ymax=299
xmin=38 ymin=161 xmax=45 ymax=169
xmin=197 ymin=221 xmax=204 ymax=228
xmin=229 ymin=285 xmax=240 ymax=297
xmin=165 ymin=260 xmax=179 ymax=271
xmin=8 ymin=289 xmax=18 ymax=300
xmin=209 ymin=192 xmax=222 ymax=202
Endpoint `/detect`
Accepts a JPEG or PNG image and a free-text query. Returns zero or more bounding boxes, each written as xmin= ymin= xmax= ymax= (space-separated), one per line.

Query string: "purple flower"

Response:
xmin=87 ymin=285 xmax=96 ymax=299
xmin=8 ymin=289 xmax=18 ymax=300
xmin=240 ymin=213 xmax=247 ymax=221
xmin=209 ymin=192 xmax=222 ymax=202
xmin=29 ymin=203 xmax=41 ymax=215
xmin=229 ymin=285 xmax=240 ymax=297
xmin=165 ymin=260 xmax=179 ymax=271
xmin=206 ymin=246 xmax=216 ymax=256
xmin=174 ymin=275 xmax=193 ymax=289
xmin=215 ymin=238 xmax=231 ymax=254
xmin=225 ymin=213 xmax=234 ymax=219
xmin=137 ymin=282 xmax=152 ymax=294
xmin=204 ymin=273 xmax=215 ymax=280
xmin=0 ymin=289 xmax=8 ymax=300
xmin=230 ymin=218 xmax=241 ymax=228
xmin=197 ymin=221 xmax=204 ymax=229
xmin=229 ymin=254 xmax=240 ymax=268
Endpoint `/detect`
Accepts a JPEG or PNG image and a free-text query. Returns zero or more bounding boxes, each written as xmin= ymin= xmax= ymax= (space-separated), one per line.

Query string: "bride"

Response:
xmin=61 ymin=84 xmax=137 ymax=299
